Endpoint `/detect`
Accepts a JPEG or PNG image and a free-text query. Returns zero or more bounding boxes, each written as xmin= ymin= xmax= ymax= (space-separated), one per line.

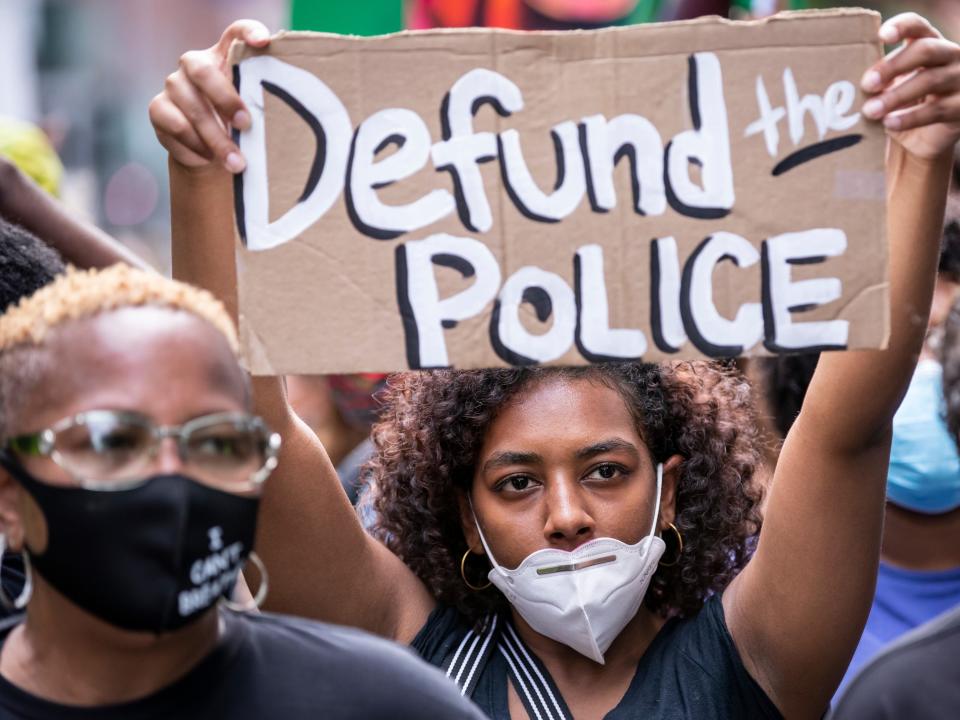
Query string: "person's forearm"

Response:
xmin=733 ymin=144 xmax=952 ymax=714
xmin=802 ymin=142 xmax=952 ymax=452
xmin=0 ymin=159 xmax=150 ymax=271
xmin=169 ymin=161 xmax=239 ymax=312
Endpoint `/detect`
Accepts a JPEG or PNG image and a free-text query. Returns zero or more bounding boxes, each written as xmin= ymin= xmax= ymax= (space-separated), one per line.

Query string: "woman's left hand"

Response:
xmin=862 ymin=12 xmax=960 ymax=160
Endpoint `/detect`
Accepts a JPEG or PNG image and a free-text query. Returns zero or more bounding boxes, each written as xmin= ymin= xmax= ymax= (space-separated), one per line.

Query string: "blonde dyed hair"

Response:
xmin=0 ymin=264 xmax=238 ymax=352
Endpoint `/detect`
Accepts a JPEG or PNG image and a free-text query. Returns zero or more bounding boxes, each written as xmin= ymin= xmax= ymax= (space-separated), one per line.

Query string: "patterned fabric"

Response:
xmin=413 ymin=595 xmax=784 ymax=719
xmin=407 ymin=0 xmax=662 ymax=30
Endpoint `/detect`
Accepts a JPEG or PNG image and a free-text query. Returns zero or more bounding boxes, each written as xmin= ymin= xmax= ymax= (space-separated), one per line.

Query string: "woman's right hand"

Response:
xmin=148 ymin=19 xmax=270 ymax=174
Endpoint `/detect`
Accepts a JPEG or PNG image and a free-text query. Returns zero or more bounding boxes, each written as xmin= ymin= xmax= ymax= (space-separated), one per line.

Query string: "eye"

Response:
xmin=198 ymin=437 xmax=235 ymax=456
xmin=194 ymin=435 xmax=251 ymax=458
xmin=585 ymin=463 xmax=626 ymax=482
xmin=495 ymin=474 xmax=539 ymax=494
xmin=186 ymin=422 xmax=259 ymax=465
xmin=82 ymin=426 xmax=144 ymax=455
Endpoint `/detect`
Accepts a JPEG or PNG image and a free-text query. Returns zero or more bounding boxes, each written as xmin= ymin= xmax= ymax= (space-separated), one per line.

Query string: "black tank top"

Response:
xmin=411 ymin=594 xmax=783 ymax=719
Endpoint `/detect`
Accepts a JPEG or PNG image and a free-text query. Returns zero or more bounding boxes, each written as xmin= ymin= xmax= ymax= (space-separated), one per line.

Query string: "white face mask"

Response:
xmin=472 ymin=463 xmax=666 ymax=664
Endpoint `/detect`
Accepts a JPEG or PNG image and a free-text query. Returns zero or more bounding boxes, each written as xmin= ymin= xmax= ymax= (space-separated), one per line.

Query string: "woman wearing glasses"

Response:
xmin=0 ymin=264 xmax=482 ymax=719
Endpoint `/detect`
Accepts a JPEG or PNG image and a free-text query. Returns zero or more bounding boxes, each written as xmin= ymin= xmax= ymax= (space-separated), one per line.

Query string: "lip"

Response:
xmin=548 ymin=536 xmax=599 ymax=554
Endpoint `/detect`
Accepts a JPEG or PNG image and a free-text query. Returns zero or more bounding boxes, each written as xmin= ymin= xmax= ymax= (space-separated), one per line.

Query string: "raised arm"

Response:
xmin=0 ymin=155 xmax=150 ymax=270
xmin=151 ymin=20 xmax=435 ymax=642
xmin=724 ymin=14 xmax=960 ymax=718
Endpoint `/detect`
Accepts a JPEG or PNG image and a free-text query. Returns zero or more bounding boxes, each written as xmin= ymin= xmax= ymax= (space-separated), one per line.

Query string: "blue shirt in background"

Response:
xmin=834 ymin=561 xmax=960 ymax=702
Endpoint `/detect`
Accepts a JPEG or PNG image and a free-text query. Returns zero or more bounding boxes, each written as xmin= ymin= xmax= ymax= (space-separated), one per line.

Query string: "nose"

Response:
xmin=543 ymin=477 xmax=594 ymax=548
xmin=154 ymin=437 xmax=186 ymax=475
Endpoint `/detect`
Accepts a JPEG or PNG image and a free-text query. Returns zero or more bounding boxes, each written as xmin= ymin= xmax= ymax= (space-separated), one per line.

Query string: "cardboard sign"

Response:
xmin=231 ymin=9 xmax=887 ymax=374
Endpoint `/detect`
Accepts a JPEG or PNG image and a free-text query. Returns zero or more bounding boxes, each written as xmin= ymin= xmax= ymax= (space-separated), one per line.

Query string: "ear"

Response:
xmin=658 ymin=454 xmax=683 ymax=529
xmin=0 ymin=467 xmax=25 ymax=551
xmin=456 ymin=488 xmax=484 ymax=555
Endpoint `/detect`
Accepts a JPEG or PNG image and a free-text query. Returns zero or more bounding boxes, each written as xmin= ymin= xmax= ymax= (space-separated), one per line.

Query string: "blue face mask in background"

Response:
xmin=887 ymin=360 xmax=960 ymax=514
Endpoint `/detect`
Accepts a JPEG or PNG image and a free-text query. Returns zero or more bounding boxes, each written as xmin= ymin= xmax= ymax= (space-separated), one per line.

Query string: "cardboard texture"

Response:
xmin=231 ymin=8 xmax=887 ymax=374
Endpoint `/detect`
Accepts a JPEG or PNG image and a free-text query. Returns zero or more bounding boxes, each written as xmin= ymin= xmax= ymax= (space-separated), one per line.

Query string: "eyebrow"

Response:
xmin=482 ymin=451 xmax=542 ymax=474
xmin=481 ymin=437 xmax=639 ymax=474
xmin=575 ymin=438 xmax=639 ymax=461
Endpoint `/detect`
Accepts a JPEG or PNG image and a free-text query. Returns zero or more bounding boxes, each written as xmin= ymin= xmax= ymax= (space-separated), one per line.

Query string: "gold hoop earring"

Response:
xmin=460 ymin=549 xmax=492 ymax=591
xmin=0 ymin=536 xmax=31 ymax=610
xmin=658 ymin=523 xmax=684 ymax=567
xmin=222 ymin=552 xmax=269 ymax=613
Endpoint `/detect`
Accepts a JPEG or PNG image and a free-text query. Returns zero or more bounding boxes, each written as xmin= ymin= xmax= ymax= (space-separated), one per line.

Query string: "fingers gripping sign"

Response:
xmin=860 ymin=13 xmax=960 ymax=159
xmin=148 ymin=19 xmax=271 ymax=173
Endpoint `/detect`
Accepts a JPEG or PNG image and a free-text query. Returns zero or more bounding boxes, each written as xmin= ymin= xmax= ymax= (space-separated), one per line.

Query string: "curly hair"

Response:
xmin=367 ymin=361 xmax=764 ymax=623
xmin=0 ymin=218 xmax=64 ymax=313
xmin=752 ymin=353 xmax=821 ymax=439
xmin=942 ymin=299 xmax=960 ymax=443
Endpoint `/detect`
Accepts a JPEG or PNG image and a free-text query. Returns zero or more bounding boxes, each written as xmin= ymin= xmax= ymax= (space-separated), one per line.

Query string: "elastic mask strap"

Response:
xmin=468 ymin=495 xmax=504 ymax=572
xmin=648 ymin=463 xmax=663 ymax=540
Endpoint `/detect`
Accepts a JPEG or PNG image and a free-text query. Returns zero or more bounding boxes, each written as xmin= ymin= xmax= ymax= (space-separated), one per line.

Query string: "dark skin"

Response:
xmin=460 ymin=377 xmax=682 ymax=719
xmin=0 ymin=307 xmax=250 ymax=706
xmin=753 ymin=272 xmax=960 ymax=570
xmin=882 ymin=504 xmax=960 ymax=571
xmin=152 ymin=14 xmax=960 ymax=719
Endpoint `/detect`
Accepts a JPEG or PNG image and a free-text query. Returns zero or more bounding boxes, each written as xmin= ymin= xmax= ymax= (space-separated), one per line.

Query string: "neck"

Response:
xmin=881 ymin=503 xmax=960 ymax=571
xmin=0 ymin=577 xmax=221 ymax=706
xmin=510 ymin=604 xmax=664 ymax=684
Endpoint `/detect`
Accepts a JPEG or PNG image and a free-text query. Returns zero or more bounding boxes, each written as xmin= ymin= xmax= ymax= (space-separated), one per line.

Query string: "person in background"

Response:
xmin=0 ymin=219 xmax=66 ymax=618
xmin=284 ymin=377 xmax=366 ymax=468
xmin=0 ymin=264 xmax=486 ymax=719
xmin=828 ymin=604 xmax=960 ymax=719
xmin=0 ymin=219 xmax=64 ymax=313
xmin=833 ymin=344 xmax=960 ymax=699
xmin=0 ymin=115 xmax=146 ymax=272
xmin=286 ymin=373 xmax=387 ymax=502
xmin=0 ymin=118 xmax=62 ymax=198
xmin=0 ymin=139 xmax=157 ymax=615
xmin=828 ymin=289 xmax=960 ymax=719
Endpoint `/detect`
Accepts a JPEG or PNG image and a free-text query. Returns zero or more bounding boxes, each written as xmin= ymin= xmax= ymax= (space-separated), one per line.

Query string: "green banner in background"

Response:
xmin=623 ymin=0 xmax=663 ymax=24
xmin=290 ymin=0 xmax=404 ymax=34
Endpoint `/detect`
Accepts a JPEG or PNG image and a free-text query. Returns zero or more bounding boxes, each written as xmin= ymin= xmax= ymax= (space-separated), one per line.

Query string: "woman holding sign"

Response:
xmin=152 ymin=13 xmax=960 ymax=719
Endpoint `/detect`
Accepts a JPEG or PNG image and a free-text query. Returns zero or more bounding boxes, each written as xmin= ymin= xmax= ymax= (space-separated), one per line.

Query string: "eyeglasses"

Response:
xmin=7 ymin=410 xmax=281 ymax=492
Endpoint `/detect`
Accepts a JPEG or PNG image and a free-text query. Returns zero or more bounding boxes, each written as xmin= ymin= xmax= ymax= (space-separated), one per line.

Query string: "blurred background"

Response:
xmin=0 ymin=0 xmax=955 ymax=269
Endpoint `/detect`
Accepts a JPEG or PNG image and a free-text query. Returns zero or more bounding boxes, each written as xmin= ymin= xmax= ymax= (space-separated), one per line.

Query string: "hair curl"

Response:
xmin=367 ymin=361 xmax=763 ymax=622
xmin=942 ymin=299 xmax=960 ymax=443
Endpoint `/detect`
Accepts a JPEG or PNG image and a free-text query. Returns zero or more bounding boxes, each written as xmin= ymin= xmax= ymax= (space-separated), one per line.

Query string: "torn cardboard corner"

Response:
xmin=231 ymin=8 xmax=887 ymax=375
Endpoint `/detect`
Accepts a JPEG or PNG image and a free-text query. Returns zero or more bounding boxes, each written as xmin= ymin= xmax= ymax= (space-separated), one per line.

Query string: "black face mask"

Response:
xmin=0 ymin=452 xmax=260 ymax=634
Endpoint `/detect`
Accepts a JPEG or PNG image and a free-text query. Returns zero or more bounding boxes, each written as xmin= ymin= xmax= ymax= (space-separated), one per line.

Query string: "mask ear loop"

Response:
xmin=222 ymin=551 xmax=268 ymax=613
xmin=648 ymin=463 xmax=663 ymax=540
xmin=467 ymin=494 xmax=504 ymax=572
xmin=0 ymin=535 xmax=32 ymax=611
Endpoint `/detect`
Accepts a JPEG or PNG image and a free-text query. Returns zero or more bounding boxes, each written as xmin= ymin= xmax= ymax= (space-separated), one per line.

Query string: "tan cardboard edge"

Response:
xmin=228 ymin=8 xmax=882 ymax=66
